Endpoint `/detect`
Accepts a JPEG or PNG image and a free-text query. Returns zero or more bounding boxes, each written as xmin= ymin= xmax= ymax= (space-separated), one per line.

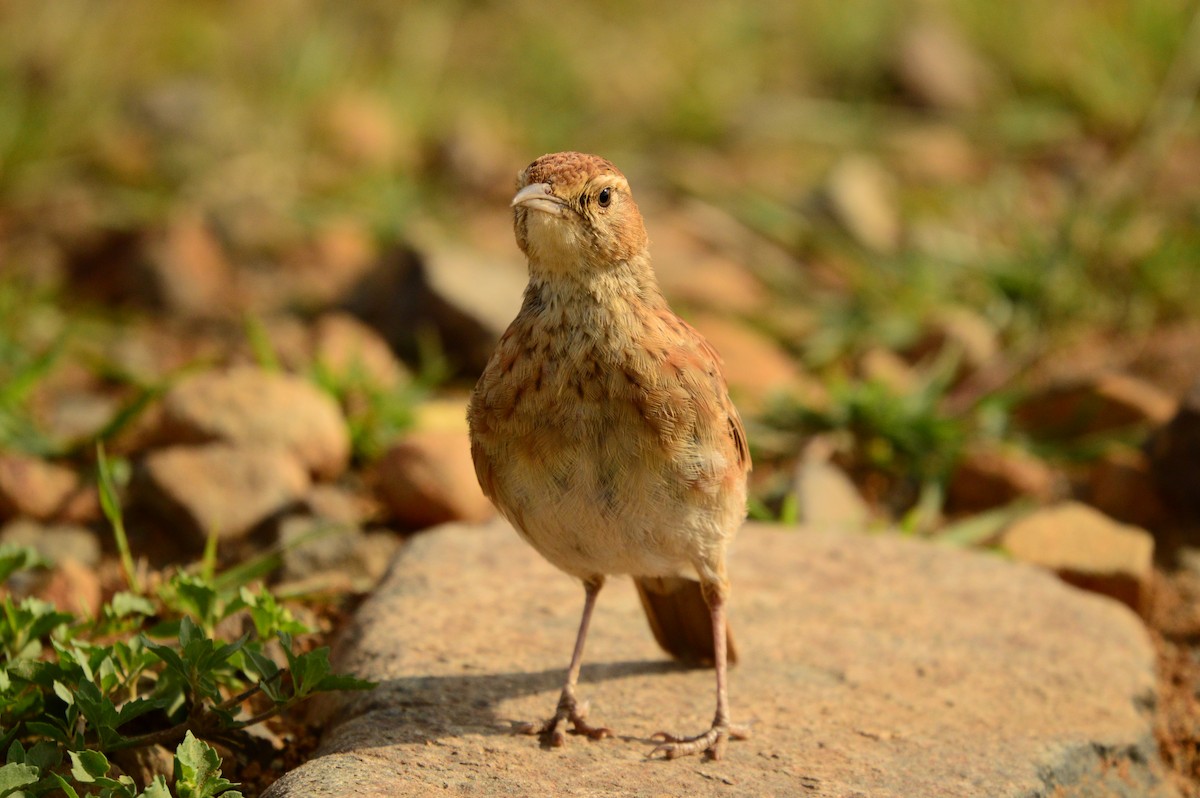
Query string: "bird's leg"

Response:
xmin=520 ymin=577 xmax=613 ymax=746
xmin=650 ymin=580 xmax=749 ymax=760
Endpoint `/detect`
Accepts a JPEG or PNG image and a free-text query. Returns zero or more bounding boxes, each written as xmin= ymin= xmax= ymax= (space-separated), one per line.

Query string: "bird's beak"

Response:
xmin=511 ymin=182 xmax=567 ymax=216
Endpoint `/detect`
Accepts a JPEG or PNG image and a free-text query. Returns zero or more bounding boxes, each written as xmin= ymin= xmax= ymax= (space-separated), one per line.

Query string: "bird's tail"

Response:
xmin=634 ymin=576 xmax=738 ymax=666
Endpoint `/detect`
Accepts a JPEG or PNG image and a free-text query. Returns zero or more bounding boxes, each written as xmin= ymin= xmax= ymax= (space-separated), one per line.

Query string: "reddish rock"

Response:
xmin=159 ymin=367 xmax=351 ymax=479
xmin=137 ymin=444 xmax=310 ymax=545
xmin=1088 ymin=446 xmax=1171 ymax=530
xmin=824 ymin=156 xmax=900 ymax=254
xmin=35 ymin=557 xmax=102 ymax=618
xmin=0 ymin=519 xmax=102 ymax=567
xmin=318 ymin=92 xmax=404 ymax=169
xmin=907 ymin=306 xmax=999 ymax=378
xmin=1001 ymin=502 xmax=1154 ymax=614
xmin=1148 ymin=377 xmax=1200 ymax=523
xmin=792 ymin=456 xmax=871 ymax=531
xmin=148 ymin=212 xmax=236 ymax=318
xmin=887 ymin=124 xmax=982 ymax=184
xmin=277 ymin=516 xmax=399 ymax=593
xmin=894 ymin=18 xmax=992 ymax=111
xmin=0 ymin=453 xmax=86 ymax=522
xmin=650 ymin=219 xmax=767 ymax=316
xmin=373 ymin=430 xmax=493 ymax=530
xmin=688 ymin=314 xmax=826 ymax=411
xmin=1015 ymin=371 xmax=1177 ymax=439
xmin=858 ymin=346 xmax=919 ymax=395
xmin=304 ymin=483 xmax=377 ymax=527
xmin=312 ymin=312 xmax=407 ymax=389
xmin=947 ymin=445 xmax=1057 ymax=512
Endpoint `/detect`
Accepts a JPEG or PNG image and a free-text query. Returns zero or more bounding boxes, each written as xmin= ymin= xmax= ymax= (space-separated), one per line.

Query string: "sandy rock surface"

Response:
xmin=265 ymin=520 xmax=1171 ymax=798
xmin=158 ymin=367 xmax=351 ymax=479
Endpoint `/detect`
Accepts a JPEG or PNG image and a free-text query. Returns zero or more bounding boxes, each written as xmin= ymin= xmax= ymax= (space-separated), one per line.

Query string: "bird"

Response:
xmin=467 ymin=151 xmax=751 ymax=760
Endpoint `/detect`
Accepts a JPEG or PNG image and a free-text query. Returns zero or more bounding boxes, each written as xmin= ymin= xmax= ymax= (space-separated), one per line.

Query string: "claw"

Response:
xmin=518 ymin=696 xmax=613 ymax=748
xmin=648 ymin=723 xmax=750 ymax=760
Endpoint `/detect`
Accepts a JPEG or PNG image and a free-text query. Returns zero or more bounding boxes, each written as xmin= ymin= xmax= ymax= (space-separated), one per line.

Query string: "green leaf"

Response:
xmin=174 ymin=732 xmax=242 ymax=798
xmin=53 ymin=681 xmax=75 ymax=706
xmin=0 ymin=544 xmax=46 ymax=583
xmin=142 ymin=637 xmax=188 ymax=679
xmin=23 ymin=722 xmax=69 ymax=746
xmin=23 ymin=741 xmax=59 ymax=773
xmin=288 ymin=648 xmax=331 ymax=699
xmin=0 ymin=761 xmax=40 ymax=795
xmin=51 ymin=772 xmax=82 ymax=798
xmin=69 ymin=749 xmax=110 ymax=783
xmin=4 ymin=741 xmax=22 ymax=766
xmin=109 ymin=592 xmax=156 ymax=619
xmin=139 ymin=775 xmax=172 ymax=798
xmin=115 ymin=696 xmax=170 ymax=728
xmin=171 ymin=581 xmax=218 ymax=629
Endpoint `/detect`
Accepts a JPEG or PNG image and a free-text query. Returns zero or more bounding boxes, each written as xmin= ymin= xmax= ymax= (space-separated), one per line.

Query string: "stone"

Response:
xmin=146 ymin=211 xmax=236 ymax=318
xmin=1148 ymin=377 xmax=1200 ymax=522
xmin=1088 ymin=446 xmax=1171 ymax=530
xmin=887 ymin=124 xmax=981 ymax=184
xmin=0 ymin=519 xmax=102 ymax=567
xmin=792 ymin=456 xmax=871 ymax=531
xmin=688 ymin=314 xmax=825 ymax=411
xmin=947 ymin=444 xmax=1057 ymax=513
xmin=649 ymin=217 xmax=768 ymax=316
xmin=0 ymin=453 xmax=84 ymax=522
xmin=341 ymin=243 xmax=526 ymax=377
xmin=61 ymin=214 xmax=235 ymax=319
xmin=372 ymin=430 xmax=493 ymax=530
xmin=893 ymin=18 xmax=992 ymax=112
xmin=1015 ymin=371 xmax=1177 ymax=439
xmin=303 ymin=483 xmax=376 ymax=527
xmin=908 ymin=306 xmax=1000 ymax=377
xmin=318 ymin=92 xmax=404 ymax=169
xmin=264 ymin=520 xmax=1169 ymax=798
xmin=277 ymin=516 xmax=398 ymax=593
xmin=858 ymin=346 xmax=919 ymax=395
xmin=32 ymin=557 xmax=102 ymax=618
xmin=37 ymin=389 xmax=121 ymax=449
xmin=823 ymin=156 xmax=900 ymax=254
xmin=136 ymin=444 xmax=310 ymax=545
xmin=312 ymin=312 xmax=407 ymax=390
xmin=1001 ymin=502 xmax=1155 ymax=615
xmin=158 ymin=367 xmax=351 ymax=479
xmin=411 ymin=396 xmax=471 ymax=434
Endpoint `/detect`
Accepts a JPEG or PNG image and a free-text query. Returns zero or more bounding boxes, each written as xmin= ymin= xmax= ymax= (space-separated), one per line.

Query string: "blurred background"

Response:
xmin=5 ymin=0 xmax=1200 ymax=516
xmin=3 ymin=0 xmax=1200 ymax=791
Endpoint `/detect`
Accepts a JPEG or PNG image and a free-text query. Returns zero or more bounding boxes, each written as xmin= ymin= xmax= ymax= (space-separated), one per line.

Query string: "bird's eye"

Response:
xmin=597 ymin=187 xmax=613 ymax=208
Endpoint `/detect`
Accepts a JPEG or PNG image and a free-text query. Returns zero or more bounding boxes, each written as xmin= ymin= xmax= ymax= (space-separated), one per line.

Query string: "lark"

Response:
xmin=467 ymin=152 xmax=751 ymax=760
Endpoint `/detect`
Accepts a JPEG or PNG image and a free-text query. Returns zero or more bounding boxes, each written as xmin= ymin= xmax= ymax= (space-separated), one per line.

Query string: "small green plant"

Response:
xmin=763 ymin=374 xmax=970 ymax=521
xmin=0 ymin=448 xmax=374 ymax=797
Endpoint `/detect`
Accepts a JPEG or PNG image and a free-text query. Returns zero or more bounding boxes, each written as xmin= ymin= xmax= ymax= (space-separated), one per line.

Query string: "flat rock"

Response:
xmin=1015 ymin=371 xmax=1177 ymax=440
xmin=0 ymin=519 xmax=102 ymax=567
xmin=947 ymin=443 xmax=1058 ymax=513
xmin=688 ymin=315 xmax=825 ymax=411
xmin=158 ymin=367 xmax=350 ymax=479
xmin=136 ymin=444 xmax=310 ymax=545
xmin=265 ymin=520 xmax=1170 ymax=798
xmin=1149 ymin=376 xmax=1200 ymax=524
xmin=1001 ymin=502 xmax=1155 ymax=615
xmin=792 ymin=457 xmax=871 ymax=531
xmin=371 ymin=429 xmax=494 ymax=529
xmin=0 ymin=453 xmax=86 ymax=522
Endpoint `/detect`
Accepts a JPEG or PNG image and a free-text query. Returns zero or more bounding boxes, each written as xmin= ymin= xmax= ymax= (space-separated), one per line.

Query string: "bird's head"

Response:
xmin=511 ymin=152 xmax=649 ymax=273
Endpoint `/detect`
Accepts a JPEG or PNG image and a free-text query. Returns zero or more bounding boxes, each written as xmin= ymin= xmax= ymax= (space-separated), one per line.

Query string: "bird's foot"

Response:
xmin=518 ymin=697 xmax=612 ymax=747
xmin=649 ymin=721 xmax=750 ymax=761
